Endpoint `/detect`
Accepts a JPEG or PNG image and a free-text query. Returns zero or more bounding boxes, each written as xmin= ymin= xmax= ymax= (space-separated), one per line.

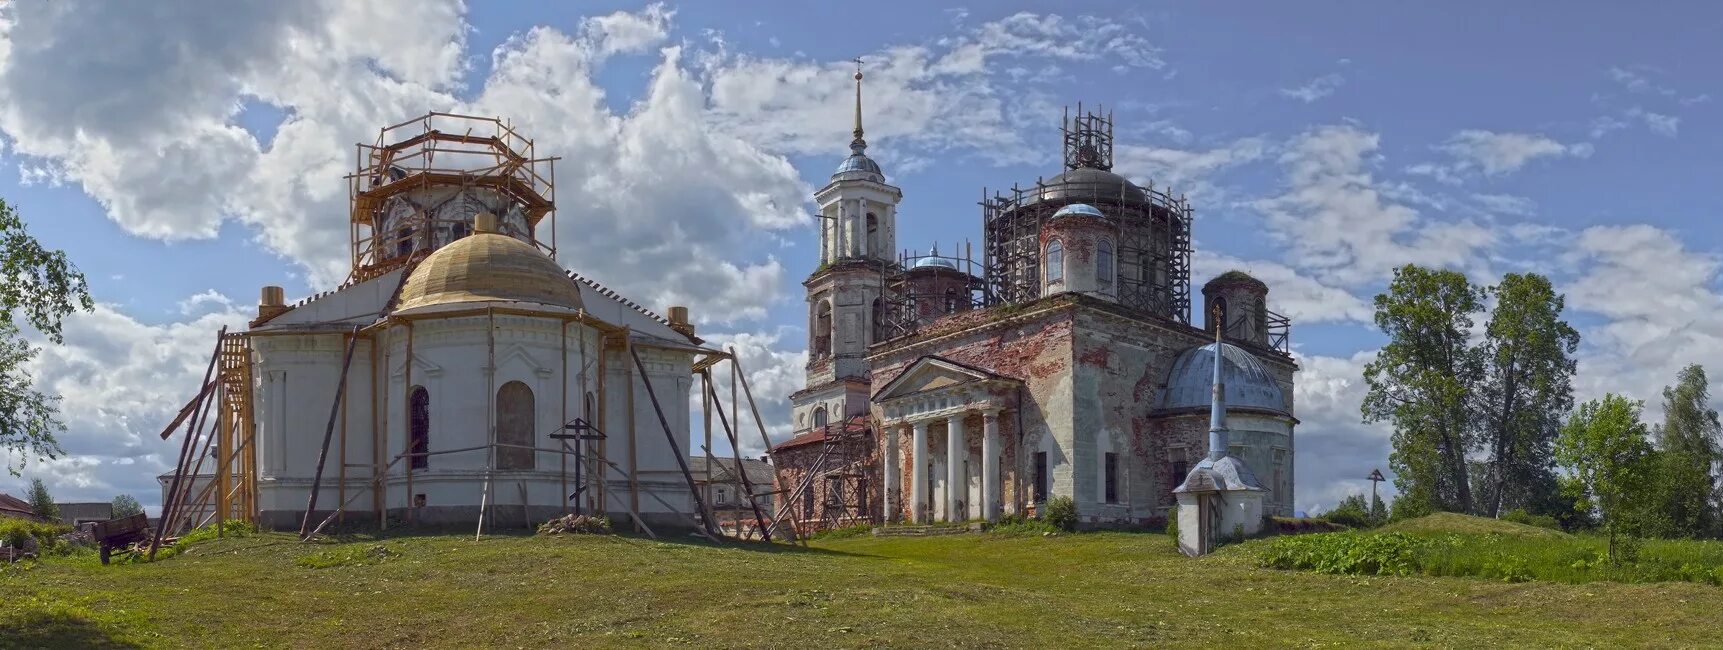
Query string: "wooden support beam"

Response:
xmin=704 ymin=370 xmax=771 ymax=542
xmin=150 ymin=330 xmax=224 ymax=560
xmin=629 ymin=345 xmax=722 ymax=539
xmin=300 ymin=327 xmax=363 ymax=539
xmin=731 ymin=347 xmax=804 ymax=543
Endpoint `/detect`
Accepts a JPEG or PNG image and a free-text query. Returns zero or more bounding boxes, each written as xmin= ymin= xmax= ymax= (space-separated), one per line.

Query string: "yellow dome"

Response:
xmin=396 ymin=231 xmax=582 ymax=312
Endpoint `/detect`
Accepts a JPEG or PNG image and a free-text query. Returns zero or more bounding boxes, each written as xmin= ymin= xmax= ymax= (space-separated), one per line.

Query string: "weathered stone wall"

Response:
xmin=1072 ymin=303 xmax=1298 ymax=523
xmin=769 ymin=432 xmax=877 ymax=533
xmin=868 ymin=300 xmax=1075 ymax=519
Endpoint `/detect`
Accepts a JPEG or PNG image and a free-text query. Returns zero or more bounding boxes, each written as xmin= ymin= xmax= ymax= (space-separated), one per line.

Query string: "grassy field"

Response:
xmin=3 ymin=523 xmax=1723 ymax=648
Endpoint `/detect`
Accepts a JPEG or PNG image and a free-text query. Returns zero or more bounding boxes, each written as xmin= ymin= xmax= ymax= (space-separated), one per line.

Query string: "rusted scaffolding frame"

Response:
xmin=979 ymin=105 xmax=1192 ymax=323
xmin=874 ymin=244 xmax=987 ymax=343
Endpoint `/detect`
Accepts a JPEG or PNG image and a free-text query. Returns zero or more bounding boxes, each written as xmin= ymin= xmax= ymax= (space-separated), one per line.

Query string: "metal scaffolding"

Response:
xmin=980 ymin=105 xmax=1193 ymax=323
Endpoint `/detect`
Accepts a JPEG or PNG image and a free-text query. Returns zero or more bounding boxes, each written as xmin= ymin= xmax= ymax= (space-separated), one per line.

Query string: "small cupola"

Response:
xmin=1039 ymin=203 xmax=1117 ymax=301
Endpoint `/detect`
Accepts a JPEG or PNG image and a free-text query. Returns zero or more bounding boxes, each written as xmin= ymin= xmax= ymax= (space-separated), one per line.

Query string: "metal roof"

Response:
xmin=833 ymin=153 xmax=884 ymax=182
xmin=913 ymin=256 xmax=959 ymax=270
xmin=1051 ymin=203 xmax=1106 ymax=219
xmin=1161 ymin=342 xmax=1288 ymax=415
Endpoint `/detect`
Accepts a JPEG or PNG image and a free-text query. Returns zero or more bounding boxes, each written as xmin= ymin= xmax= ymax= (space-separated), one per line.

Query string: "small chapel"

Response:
xmin=772 ymin=69 xmax=1298 ymax=549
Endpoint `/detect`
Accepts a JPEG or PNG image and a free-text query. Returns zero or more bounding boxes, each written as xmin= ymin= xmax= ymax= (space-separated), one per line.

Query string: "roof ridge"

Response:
xmin=565 ymin=270 xmax=672 ymax=326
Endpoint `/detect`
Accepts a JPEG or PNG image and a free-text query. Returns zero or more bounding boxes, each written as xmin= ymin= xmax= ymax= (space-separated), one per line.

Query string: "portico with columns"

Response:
xmin=874 ymin=356 xmax=1022 ymax=523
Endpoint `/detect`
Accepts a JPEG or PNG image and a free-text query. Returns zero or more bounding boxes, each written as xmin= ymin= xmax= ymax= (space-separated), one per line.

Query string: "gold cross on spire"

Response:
xmin=852 ymin=57 xmax=865 ymax=143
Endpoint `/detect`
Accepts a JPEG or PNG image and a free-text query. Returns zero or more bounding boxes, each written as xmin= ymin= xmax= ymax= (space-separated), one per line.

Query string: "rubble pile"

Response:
xmin=537 ymin=514 xmax=612 ymax=536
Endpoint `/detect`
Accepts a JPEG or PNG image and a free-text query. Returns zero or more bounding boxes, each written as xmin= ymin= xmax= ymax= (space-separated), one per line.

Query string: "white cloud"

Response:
xmin=692 ymin=329 xmax=808 ymax=457
xmin=1471 ymin=193 xmax=1537 ymax=217
xmin=1561 ymin=225 xmax=1723 ymax=421
xmin=1193 ymin=253 xmax=1372 ymax=325
xmin=1280 ymin=73 xmax=1345 ymax=103
xmin=1291 ymin=350 xmax=1395 ymax=513
xmin=1626 ymin=106 xmax=1680 ymax=137
xmin=706 ymin=11 xmax=1164 ymax=167
xmin=1435 ymin=129 xmax=1591 ymax=176
xmin=1253 ymin=125 xmax=1496 ymax=287
xmin=1 ymin=298 xmax=251 ymax=509
xmin=1114 ymin=137 xmax=1268 ymax=202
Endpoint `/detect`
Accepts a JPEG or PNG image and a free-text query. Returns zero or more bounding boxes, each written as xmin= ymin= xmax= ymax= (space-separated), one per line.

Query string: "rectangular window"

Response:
xmin=1104 ymin=452 xmax=1118 ymax=503
xmin=1169 ymin=446 xmax=1188 ymax=489
xmin=1034 ymin=452 xmax=1049 ymax=502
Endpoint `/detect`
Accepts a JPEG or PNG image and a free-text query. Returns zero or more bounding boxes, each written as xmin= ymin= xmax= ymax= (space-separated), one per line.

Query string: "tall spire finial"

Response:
xmin=850 ymin=57 xmax=867 ymax=154
xmin=1208 ymin=301 xmax=1229 ymax=461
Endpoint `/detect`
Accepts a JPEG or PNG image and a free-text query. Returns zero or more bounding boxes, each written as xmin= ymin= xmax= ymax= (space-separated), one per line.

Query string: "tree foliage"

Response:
xmin=27 ymin=477 xmax=57 ymax=520
xmin=0 ymin=199 xmax=92 ymax=475
xmin=1556 ymin=395 xmax=1654 ymax=564
xmin=1363 ymin=265 xmax=1484 ymax=514
xmin=1649 ymin=364 xmax=1722 ymax=538
xmin=1475 ymin=273 xmax=1578 ymax=517
xmin=112 ymin=494 xmax=144 ymax=518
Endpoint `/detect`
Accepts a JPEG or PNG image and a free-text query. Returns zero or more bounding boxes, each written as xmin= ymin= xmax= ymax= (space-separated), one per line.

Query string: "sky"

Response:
xmin=1 ymin=1 xmax=1720 ymax=516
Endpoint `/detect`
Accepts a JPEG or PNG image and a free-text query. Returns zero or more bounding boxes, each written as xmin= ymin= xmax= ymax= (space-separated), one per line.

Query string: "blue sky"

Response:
xmin=1 ymin=1 xmax=1719 ymax=514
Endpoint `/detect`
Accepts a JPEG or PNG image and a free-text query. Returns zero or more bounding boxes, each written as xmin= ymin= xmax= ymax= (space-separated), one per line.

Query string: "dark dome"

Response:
xmin=1028 ymin=167 xmax=1147 ymax=205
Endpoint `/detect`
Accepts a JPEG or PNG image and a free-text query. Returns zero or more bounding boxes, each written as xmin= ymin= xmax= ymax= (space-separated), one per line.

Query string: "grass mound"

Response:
xmin=1380 ymin=512 xmax=1567 ymax=538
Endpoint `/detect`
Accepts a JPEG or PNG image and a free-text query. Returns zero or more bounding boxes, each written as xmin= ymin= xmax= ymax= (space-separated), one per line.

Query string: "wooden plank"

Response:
xmin=630 ymin=345 xmax=722 ymax=539
xmin=299 ymin=326 xmax=363 ymax=539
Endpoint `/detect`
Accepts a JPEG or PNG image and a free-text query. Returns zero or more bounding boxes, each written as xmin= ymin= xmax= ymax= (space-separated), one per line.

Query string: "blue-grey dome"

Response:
xmin=1052 ymin=203 xmax=1105 ymax=219
xmin=913 ymin=256 xmax=958 ymax=270
xmin=1161 ymin=342 xmax=1288 ymax=415
xmin=834 ymin=153 xmax=884 ymax=182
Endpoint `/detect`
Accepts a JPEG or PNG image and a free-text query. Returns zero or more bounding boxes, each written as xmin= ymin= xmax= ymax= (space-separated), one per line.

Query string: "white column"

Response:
xmin=883 ymin=423 xmax=901 ymax=522
xmin=910 ymin=420 xmax=928 ymax=524
xmin=946 ymin=413 xmax=965 ymax=521
xmin=982 ymin=409 xmax=1001 ymax=522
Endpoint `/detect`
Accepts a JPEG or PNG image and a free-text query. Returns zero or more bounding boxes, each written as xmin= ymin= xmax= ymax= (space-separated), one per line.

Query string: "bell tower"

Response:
xmin=791 ymin=61 xmax=902 ymax=436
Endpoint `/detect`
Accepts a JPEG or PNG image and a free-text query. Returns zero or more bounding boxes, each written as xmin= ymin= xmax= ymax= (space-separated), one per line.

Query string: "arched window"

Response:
xmin=871 ymin=297 xmax=885 ymax=343
xmin=866 ymin=213 xmax=879 ymax=255
xmin=1045 ymin=239 xmax=1064 ymax=284
xmin=584 ymin=391 xmax=596 ymax=422
xmin=397 ymin=226 xmax=416 ymax=258
xmin=813 ymin=406 xmax=829 ymax=429
xmin=813 ymin=300 xmax=833 ymax=358
xmin=409 ymin=386 xmax=430 ymax=470
xmin=496 ymin=381 xmax=535 ymax=470
xmin=1212 ymin=296 xmax=1229 ymax=337
xmin=1097 ymin=239 xmax=1114 ymax=292
xmin=944 ymin=288 xmax=958 ymax=314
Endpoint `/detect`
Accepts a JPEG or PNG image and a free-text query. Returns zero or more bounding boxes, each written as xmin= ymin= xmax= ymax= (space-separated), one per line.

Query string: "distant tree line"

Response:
xmin=1361 ymin=264 xmax=1723 ymax=548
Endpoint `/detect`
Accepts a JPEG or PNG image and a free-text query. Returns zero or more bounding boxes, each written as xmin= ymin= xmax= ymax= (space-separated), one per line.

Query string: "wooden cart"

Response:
xmin=90 ymin=513 xmax=150 ymax=565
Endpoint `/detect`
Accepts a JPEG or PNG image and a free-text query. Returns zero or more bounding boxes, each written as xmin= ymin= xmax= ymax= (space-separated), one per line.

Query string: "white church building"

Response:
xmin=170 ymin=114 xmax=718 ymax=532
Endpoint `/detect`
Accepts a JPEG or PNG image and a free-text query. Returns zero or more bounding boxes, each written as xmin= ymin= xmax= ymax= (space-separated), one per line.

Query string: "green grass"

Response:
xmin=3 ymin=525 xmax=1722 ymax=648
xmin=1379 ymin=512 xmax=1568 ymax=538
xmin=1262 ymin=513 xmax=1723 ymax=586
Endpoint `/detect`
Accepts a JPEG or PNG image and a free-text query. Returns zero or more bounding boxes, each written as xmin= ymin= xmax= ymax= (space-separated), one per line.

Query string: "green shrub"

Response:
xmin=0 ymin=518 xmax=71 ymax=555
xmin=1321 ymin=495 xmax=1375 ymax=529
xmin=1258 ymin=532 xmax=1424 ymax=576
xmin=1041 ymin=496 xmax=1078 ymax=532
xmin=1500 ymin=509 xmax=1561 ymax=531
xmin=1165 ymin=505 xmax=1179 ymax=543
xmin=987 ymin=514 xmax=1056 ymax=535
xmin=806 ymin=524 xmax=871 ymax=540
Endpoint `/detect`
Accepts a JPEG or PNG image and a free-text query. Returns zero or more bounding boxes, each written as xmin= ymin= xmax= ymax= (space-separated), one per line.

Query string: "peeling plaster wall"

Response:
xmin=867 ymin=303 xmax=1074 ymax=521
xmin=1070 ymin=306 xmax=1298 ymax=523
